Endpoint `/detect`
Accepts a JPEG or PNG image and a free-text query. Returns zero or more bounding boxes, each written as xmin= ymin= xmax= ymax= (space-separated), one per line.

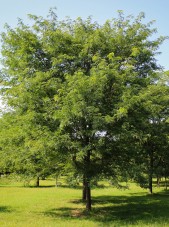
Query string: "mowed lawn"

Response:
xmin=0 ymin=179 xmax=169 ymax=227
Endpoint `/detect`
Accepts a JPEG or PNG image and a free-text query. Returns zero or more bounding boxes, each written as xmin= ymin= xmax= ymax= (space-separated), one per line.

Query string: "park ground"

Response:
xmin=0 ymin=178 xmax=169 ymax=227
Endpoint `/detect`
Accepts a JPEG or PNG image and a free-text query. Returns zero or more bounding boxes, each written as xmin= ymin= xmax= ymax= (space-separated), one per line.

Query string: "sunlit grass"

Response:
xmin=0 ymin=178 xmax=169 ymax=227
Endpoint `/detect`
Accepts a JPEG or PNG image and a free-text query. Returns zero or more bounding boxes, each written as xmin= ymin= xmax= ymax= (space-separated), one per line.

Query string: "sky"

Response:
xmin=0 ymin=0 xmax=169 ymax=107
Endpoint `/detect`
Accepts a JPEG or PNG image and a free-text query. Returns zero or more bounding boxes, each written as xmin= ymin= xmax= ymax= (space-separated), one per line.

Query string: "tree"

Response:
xmin=0 ymin=10 xmax=166 ymax=210
xmin=0 ymin=111 xmax=61 ymax=186
xmin=128 ymin=81 xmax=169 ymax=193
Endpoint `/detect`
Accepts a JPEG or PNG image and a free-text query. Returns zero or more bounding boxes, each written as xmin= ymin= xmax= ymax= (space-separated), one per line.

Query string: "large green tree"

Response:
xmin=0 ymin=10 xmax=167 ymax=210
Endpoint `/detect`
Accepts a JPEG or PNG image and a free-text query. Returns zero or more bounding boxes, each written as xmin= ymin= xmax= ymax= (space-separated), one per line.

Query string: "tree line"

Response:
xmin=0 ymin=10 xmax=169 ymax=210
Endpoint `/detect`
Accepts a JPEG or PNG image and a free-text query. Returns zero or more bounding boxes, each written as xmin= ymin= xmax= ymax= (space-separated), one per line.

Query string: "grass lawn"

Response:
xmin=0 ymin=178 xmax=169 ymax=227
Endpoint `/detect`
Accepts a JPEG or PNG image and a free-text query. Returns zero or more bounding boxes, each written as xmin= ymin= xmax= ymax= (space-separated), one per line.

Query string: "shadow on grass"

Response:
xmin=0 ymin=206 xmax=13 ymax=213
xmin=27 ymin=185 xmax=55 ymax=188
xmin=54 ymin=184 xmax=107 ymax=189
xmin=43 ymin=191 xmax=169 ymax=225
xmin=57 ymin=185 xmax=82 ymax=189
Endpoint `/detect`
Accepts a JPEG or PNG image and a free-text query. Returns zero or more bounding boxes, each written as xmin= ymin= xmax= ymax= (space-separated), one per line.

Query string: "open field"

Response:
xmin=0 ymin=178 xmax=169 ymax=227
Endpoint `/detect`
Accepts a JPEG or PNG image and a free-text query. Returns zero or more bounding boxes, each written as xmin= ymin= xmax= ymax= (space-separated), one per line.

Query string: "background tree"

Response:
xmin=128 ymin=81 xmax=169 ymax=193
xmin=0 ymin=111 xmax=62 ymax=186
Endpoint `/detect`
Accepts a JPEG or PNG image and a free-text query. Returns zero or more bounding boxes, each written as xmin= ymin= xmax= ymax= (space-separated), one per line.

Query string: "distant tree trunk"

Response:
xmin=56 ymin=176 xmax=58 ymax=187
xmin=82 ymin=174 xmax=87 ymax=201
xmin=165 ymin=176 xmax=167 ymax=190
xmin=36 ymin=176 xmax=40 ymax=187
xmin=148 ymin=151 xmax=153 ymax=194
xmin=149 ymin=172 xmax=153 ymax=194
xmin=156 ymin=175 xmax=160 ymax=187
xmin=164 ymin=164 xmax=168 ymax=190
xmin=55 ymin=174 xmax=59 ymax=187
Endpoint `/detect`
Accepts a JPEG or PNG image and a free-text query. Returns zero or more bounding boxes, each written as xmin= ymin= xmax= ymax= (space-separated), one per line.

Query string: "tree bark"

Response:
xmin=85 ymin=149 xmax=92 ymax=211
xmin=85 ymin=177 xmax=91 ymax=211
xmin=82 ymin=174 xmax=87 ymax=201
xmin=148 ymin=152 xmax=153 ymax=194
xmin=36 ymin=176 xmax=40 ymax=187
xmin=149 ymin=173 xmax=153 ymax=194
xmin=156 ymin=175 xmax=160 ymax=187
xmin=55 ymin=174 xmax=60 ymax=187
xmin=165 ymin=176 xmax=167 ymax=190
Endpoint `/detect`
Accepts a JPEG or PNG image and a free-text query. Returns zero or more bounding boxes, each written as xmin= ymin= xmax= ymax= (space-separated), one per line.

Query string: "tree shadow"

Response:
xmin=28 ymin=185 xmax=55 ymax=188
xmin=57 ymin=184 xmax=108 ymax=190
xmin=42 ymin=191 xmax=169 ymax=225
xmin=58 ymin=185 xmax=82 ymax=189
xmin=0 ymin=206 xmax=13 ymax=213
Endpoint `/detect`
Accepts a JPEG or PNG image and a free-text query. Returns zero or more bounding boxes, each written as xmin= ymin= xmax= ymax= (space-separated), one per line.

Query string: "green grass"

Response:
xmin=0 ymin=178 xmax=169 ymax=227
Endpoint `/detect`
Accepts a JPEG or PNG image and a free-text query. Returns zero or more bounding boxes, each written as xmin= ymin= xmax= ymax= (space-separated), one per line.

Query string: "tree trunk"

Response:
xmin=55 ymin=175 xmax=60 ymax=187
xmin=165 ymin=176 xmax=167 ymax=190
xmin=148 ymin=152 xmax=153 ymax=194
xmin=85 ymin=177 xmax=91 ymax=211
xmin=149 ymin=173 xmax=153 ymax=194
xmin=82 ymin=174 xmax=87 ymax=201
xmin=164 ymin=164 xmax=168 ymax=190
xmin=36 ymin=176 xmax=40 ymax=187
xmin=85 ymin=149 xmax=92 ymax=211
xmin=156 ymin=175 xmax=160 ymax=187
